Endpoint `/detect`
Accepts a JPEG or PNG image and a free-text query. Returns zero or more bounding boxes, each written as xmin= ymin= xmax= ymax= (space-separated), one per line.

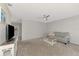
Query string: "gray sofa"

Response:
xmin=47 ymin=32 xmax=70 ymax=44
xmin=54 ymin=32 xmax=70 ymax=44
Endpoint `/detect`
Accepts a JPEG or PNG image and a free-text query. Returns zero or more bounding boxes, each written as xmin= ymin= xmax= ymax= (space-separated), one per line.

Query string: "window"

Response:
xmin=1 ymin=8 xmax=6 ymax=23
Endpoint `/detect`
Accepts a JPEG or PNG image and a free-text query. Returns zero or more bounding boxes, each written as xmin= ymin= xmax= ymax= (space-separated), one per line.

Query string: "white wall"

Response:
xmin=47 ymin=15 xmax=79 ymax=45
xmin=22 ymin=20 xmax=47 ymax=40
xmin=0 ymin=4 xmax=12 ymax=44
xmin=0 ymin=23 xmax=6 ymax=45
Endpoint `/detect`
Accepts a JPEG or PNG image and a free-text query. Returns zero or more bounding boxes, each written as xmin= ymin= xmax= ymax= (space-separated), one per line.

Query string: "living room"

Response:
xmin=0 ymin=3 xmax=79 ymax=56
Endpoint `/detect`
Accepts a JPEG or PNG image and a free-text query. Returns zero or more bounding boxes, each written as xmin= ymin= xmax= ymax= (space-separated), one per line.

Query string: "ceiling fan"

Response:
xmin=42 ymin=14 xmax=50 ymax=23
xmin=43 ymin=14 xmax=50 ymax=20
xmin=37 ymin=14 xmax=50 ymax=23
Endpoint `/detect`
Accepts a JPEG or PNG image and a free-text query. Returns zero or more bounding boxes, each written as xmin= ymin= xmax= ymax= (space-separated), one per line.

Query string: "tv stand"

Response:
xmin=0 ymin=37 xmax=18 ymax=56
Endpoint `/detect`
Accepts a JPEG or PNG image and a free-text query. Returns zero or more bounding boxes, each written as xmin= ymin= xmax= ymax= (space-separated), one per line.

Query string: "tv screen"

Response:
xmin=7 ymin=24 xmax=14 ymax=42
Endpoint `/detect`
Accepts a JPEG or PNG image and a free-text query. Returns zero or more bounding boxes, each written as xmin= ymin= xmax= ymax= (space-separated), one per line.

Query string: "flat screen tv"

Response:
xmin=6 ymin=24 xmax=14 ymax=42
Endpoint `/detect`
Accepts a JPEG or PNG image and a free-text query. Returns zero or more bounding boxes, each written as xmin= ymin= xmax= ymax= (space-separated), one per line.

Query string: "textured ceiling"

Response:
xmin=8 ymin=3 xmax=79 ymax=22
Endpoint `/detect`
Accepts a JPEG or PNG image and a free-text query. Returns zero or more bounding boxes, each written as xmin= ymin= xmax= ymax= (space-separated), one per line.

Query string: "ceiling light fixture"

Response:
xmin=43 ymin=14 xmax=50 ymax=23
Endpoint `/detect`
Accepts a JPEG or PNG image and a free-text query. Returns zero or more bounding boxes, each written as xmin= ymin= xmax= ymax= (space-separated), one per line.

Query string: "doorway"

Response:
xmin=11 ymin=22 xmax=22 ymax=41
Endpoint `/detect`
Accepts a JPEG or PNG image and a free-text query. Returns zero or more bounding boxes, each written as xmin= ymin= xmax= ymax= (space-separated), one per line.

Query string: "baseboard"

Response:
xmin=21 ymin=36 xmax=43 ymax=42
xmin=70 ymin=41 xmax=79 ymax=46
